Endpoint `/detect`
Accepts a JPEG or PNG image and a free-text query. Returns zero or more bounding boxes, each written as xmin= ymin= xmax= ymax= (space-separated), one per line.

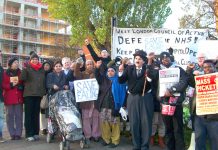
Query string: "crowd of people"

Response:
xmin=0 ymin=40 xmax=218 ymax=150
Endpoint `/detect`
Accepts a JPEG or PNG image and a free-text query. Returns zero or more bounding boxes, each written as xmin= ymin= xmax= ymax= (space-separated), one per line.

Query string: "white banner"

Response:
xmin=74 ymin=79 xmax=99 ymax=102
xmin=159 ymin=68 xmax=180 ymax=97
xmin=112 ymin=28 xmax=208 ymax=68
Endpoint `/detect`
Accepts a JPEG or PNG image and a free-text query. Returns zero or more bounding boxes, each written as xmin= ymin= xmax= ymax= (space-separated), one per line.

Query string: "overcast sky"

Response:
xmin=164 ymin=1 xmax=185 ymax=29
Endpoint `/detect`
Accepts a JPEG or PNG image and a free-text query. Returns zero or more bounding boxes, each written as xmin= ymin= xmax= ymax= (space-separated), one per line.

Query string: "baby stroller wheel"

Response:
xmin=60 ymin=141 xmax=65 ymax=150
xmin=47 ymin=133 xmax=52 ymax=143
xmin=80 ymin=139 xmax=85 ymax=149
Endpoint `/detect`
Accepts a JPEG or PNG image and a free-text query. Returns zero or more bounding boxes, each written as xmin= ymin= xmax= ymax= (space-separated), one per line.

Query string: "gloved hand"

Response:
xmin=119 ymin=107 xmax=128 ymax=121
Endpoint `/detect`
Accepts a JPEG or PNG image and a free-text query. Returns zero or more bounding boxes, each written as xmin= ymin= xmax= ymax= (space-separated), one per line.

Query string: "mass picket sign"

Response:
xmin=112 ymin=28 xmax=208 ymax=69
xmin=195 ymin=73 xmax=218 ymax=115
xmin=74 ymin=79 xmax=99 ymax=102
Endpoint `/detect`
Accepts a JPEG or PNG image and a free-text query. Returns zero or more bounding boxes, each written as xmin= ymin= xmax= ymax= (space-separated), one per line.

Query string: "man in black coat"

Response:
xmin=157 ymin=52 xmax=188 ymax=150
xmin=118 ymin=50 xmax=155 ymax=150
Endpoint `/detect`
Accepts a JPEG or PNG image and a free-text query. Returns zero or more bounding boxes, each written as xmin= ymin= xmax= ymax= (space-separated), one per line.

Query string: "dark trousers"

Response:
xmin=195 ymin=116 xmax=218 ymax=150
xmin=127 ymin=93 xmax=153 ymax=150
xmin=162 ymin=105 xmax=185 ymax=150
xmin=5 ymin=104 xmax=23 ymax=137
xmin=24 ymin=96 xmax=41 ymax=138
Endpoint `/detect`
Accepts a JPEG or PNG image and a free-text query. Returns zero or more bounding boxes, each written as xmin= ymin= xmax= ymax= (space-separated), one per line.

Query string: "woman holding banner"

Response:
xmin=74 ymin=59 xmax=101 ymax=147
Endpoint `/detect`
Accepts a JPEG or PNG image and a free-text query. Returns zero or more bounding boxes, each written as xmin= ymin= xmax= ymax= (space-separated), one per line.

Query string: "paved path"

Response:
xmin=1 ymin=123 xmax=166 ymax=150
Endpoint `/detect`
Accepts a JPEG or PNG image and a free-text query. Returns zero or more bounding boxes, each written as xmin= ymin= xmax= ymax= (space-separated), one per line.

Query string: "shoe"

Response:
xmin=41 ymin=129 xmax=47 ymax=135
xmin=84 ymin=138 xmax=90 ymax=148
xmin=11 ymin=135 xmax=15 ymax=140
xmin=92 ymin=137 xmax=99 ymax=142
xmin=26 ymin=137 xmax=35 ymax=142
xmin=33 ymin=135 xmax=40 ymax=140
xmin=150 ymin=136 xmax=154 ymax=146
xmin=108 ymin=143 xmax=118 ymax=148
xmin=15 ymin=136 xmax=21 ymax=140
xmin=101 ymin=140 xmax=109 ymax=146
xmin=0 ymin=137 xmax=6 ymax=143
xmin=158 ymin=136 xmax=166 ymax=149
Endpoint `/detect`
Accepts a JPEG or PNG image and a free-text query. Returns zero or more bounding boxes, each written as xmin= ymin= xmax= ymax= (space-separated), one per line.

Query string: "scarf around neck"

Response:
xmin=29 ymin=62 xmax=42 ymax=71
xmin=108 ymin=74 xmax=127 ymax=110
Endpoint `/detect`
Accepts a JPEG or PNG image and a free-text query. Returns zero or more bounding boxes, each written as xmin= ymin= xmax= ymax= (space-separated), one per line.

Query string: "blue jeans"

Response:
xmin=195 ymin=115 xmax=218 ymax=150
xmin=0 ymin=102 xmax=4 ymax=137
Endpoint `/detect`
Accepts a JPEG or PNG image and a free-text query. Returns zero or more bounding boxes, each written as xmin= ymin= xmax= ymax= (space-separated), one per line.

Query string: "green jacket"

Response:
xmin=21 ymin=65 xmax=46 ymax=97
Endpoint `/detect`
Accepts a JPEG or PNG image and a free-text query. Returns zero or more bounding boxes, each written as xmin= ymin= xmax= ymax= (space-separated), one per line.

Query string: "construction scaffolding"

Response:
xmin=0 ymin=0 xmax=74 ymax=68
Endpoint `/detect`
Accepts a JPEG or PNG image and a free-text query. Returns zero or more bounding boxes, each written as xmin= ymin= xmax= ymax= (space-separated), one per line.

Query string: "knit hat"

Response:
xmin=133 ymin=50 xmax=147 ymax=62
xmin=30 ymin=53 xmax=39 ymax=60
xmin=108 ymin=66 xmax=116 ymax=72
xmin=160 ymin=52 xmax=171 ymax=62
xmin=43 ymin=60 xmax=53 ymax=68
xmin=203 ymin=59 xmax=215 ymax=65
xmin=8 ymin=57 xmax=18 ymax=67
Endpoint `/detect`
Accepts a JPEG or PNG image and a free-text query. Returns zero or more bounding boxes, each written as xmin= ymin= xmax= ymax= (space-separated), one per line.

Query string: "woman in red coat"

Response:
xmin=2 ymin=57 xmax=24 ymax=140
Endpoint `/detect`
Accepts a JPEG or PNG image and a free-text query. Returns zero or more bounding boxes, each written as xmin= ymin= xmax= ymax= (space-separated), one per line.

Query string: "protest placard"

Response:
xmin=195 ymin=73 xmax=218 ymax=115
xmin=74 ymin=79 xmax=99 ymax=102
xmin=159 ymin=68 xmax=180 ymax=97
xmin=112 ymin=28 xmax=208 ymax=69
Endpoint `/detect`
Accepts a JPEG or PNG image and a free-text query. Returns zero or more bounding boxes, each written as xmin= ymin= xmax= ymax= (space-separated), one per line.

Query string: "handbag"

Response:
xmin=40 ymin=94 xmax=49 ymax=109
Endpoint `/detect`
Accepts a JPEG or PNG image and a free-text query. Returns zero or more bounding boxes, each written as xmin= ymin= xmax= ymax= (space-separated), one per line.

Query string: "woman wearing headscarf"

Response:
xmin=2 ymin=57 xmax=24 ymax=140
xmin=40 ymin=60 xmax=53 ymax=135
xmin=95 ymin=61 xmax=126 ymax=148
xmin=21 ymin=53 xmax=46 ymax=141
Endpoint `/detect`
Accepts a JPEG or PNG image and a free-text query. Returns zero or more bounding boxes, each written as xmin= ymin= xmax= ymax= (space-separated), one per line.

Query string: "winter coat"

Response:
xmin=46 ymin=71 xmax=68 ymax=96
xmin=118 ymin=64 xmax=153 ymax=95
xmin=0 ymin=66 xmax=3 ymax=102
xmin=87 ymin=44 xmax=111 ymax=74
xmin=95 ymin=66 xmax=115 ymax=113
xmin=2 ymin=69 xmax=24 ymax=105
xmin=21 ymin=64 xmax=46 ymax=97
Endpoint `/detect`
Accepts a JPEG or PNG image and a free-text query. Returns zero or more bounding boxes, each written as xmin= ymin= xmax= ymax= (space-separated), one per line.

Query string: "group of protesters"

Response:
xmin=0 ymin=39 xmax=218 ymax=150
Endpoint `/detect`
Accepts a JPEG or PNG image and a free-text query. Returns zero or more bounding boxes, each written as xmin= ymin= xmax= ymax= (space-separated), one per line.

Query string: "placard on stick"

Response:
xmin=74 ymin=79 xmax=99 ymax=102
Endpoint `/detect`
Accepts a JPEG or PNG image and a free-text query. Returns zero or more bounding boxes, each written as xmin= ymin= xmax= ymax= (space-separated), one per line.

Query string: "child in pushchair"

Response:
xmin=47 ymin=90 xmax=85 ymax=150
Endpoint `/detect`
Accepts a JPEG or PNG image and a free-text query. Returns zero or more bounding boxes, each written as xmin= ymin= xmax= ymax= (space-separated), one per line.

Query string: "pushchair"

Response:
xmin=47 ymin=90 xmax=85 ymax=150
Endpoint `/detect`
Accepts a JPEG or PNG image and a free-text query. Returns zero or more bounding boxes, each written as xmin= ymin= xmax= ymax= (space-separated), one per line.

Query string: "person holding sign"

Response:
xmin=74 ymin=59 xmax=101 ymax=147
xmin=188 ymin=60 xmax=218 ymax=150
xmin=118 ymin=50 xmax=155 ymax=150
xmin=2 ymin=57 xmax=24 ymax=140
xmin=186 ymin=52 xmax=206 ymax=150
xmin=95 ymin=61 xmax=126 ymax=148
xmin=157 ymin=52 xmax=188 ymax=150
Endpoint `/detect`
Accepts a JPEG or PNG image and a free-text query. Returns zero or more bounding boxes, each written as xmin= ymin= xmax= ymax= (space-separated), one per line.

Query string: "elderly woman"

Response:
xmin=2 ymin=57 xmax=24 ymax=140
xmin=21 ymin=53 xmax=46 ymax=141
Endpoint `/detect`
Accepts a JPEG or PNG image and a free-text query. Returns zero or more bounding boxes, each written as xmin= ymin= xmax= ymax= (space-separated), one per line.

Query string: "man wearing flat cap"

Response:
xmin=118 ymin=50 xmax=155 ymax=150
xmin=157 ymin=51 xmax=188 ymax=150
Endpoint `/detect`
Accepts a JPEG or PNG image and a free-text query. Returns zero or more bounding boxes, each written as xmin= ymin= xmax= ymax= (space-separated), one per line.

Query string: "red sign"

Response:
xmin=195 ymin=73 xmax=218 ymax=115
